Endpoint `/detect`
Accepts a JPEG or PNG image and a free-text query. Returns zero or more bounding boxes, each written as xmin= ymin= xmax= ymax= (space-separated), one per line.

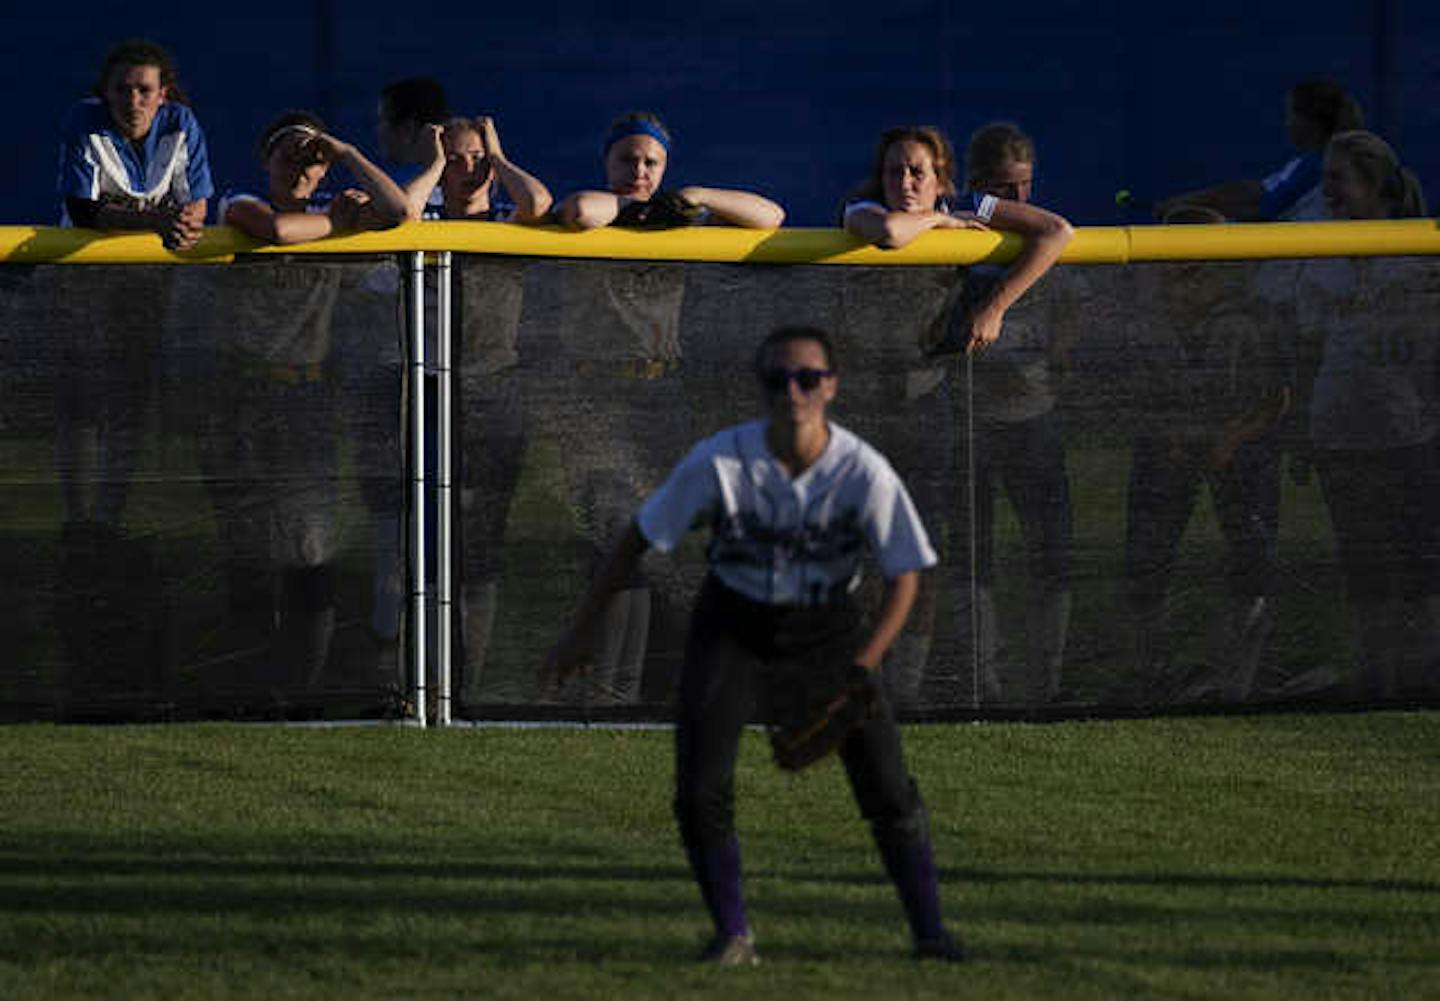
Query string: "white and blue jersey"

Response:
xmin=57 ymin=98 xmax=213 ymax=224
xmin=1299 ymin=256 xmax=1440 ymax=451
xmin=637 ymin=420 xmax=937 ymax=606
xmin=1259 ymin=151 xmax=1323 ymax=221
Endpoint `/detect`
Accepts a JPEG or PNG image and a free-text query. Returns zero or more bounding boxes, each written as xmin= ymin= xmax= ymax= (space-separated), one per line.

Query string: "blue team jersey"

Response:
xmin=1258 ymin=151 xmax=1322 ymax=221
xmin=56 ymin=98 xmax=214 ymax=223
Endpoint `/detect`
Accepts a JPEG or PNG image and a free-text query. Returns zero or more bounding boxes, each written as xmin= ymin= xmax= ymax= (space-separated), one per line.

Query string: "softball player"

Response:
xmin=1156 ymin=79 xmax=1364 ymax=223
xmin=1292 ymin=130 xmax=1435 ymax=700
xmin=53 ymin=39 xmax=214 ymax=682
xmin=842 ymin=125 xmax=1073 ymax=708
xmin=359 ymin=83 xmax=553 ymax=705
xmin=557 ymin=111 xmax=785 ymax=230
xmin=202 ymin=113 xmax=405 ymax=696
xmin=546 ymin=113 xmax=785 ymax=706
xmin=550 ymin=326 xmax=965 ymax=965
xmin=1121 ymin=263 xmax=1291 ymax=704
xmin=955 ymin=122 xmax=1075 ymax=707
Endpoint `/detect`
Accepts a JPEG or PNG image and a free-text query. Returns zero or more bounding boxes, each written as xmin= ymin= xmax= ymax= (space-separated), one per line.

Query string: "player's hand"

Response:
xmin=419 ymin=123 xmax=444 ymax=167
xmin=327 ymin=189 xmax=372 ymax=230
xmin=966 ymin=304 xmax=1005 ymax=352
xmin=300 ymin=131 xmax=341 ymax=164
xmin=156 ymin=199 xmax=206 ymax=250
xmin=936 ymin=211 xmax=989 ymax=232
xmin=477 ymin=116 xmax=504 ymax=163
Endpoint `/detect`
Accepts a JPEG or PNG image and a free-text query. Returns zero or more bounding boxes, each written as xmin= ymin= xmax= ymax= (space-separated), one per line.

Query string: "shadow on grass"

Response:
xmin=4 ymin=835 xmax=1437 ymax=897
xmin=762 ymin=863 xmax=1440 ymax=896
xmin=3 ymin=844 xmax=1437 ymax=974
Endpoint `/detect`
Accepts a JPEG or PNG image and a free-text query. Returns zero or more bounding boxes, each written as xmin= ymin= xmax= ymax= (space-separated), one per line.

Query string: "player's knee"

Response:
xmin=862 ymin=779 xmax=928 ymax=841
xmin=673 ymin=783 xmax=734 ymax=841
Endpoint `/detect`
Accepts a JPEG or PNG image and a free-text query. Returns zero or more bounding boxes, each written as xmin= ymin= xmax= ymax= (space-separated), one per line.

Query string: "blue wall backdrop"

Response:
xmin=7 ymin=0 xmax=1438 ymax=226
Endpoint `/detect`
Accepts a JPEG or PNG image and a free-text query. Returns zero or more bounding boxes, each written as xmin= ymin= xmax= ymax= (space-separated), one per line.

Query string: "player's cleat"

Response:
xmin=914 ymin=930 xmax=967 ymax=962
xmin=698 ymin=933 xmax=759 ymax=966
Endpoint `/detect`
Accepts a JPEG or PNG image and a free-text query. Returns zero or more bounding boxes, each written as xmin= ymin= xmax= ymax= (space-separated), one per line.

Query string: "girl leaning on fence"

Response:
xmin=842 ymin=124 xmax=1073 ymax=709
xmin=542 ymin=114 xmax=786 ymax=706
xmin=51 ymin=40 xmax=219 ymax=683
xmin=181 ymin=114 xmax=406 ymax=702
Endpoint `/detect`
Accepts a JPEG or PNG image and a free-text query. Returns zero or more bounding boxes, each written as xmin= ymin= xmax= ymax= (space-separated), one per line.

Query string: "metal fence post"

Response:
xmin=437 ymin=252 xmax=454 ymax=725
xmin=407 ymin=251 xmax=428 ymax=727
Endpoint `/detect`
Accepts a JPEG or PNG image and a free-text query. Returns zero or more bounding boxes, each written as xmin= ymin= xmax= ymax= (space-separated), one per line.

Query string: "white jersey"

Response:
xmin=637 ymin=420 xmax=937 ymax=606
xmin=1298 ymin=256 xmax=1440 ymax=451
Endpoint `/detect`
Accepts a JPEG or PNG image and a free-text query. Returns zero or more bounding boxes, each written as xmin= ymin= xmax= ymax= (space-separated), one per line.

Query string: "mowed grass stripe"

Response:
xmin=1 ymin=715 xmax=1437 ymax=999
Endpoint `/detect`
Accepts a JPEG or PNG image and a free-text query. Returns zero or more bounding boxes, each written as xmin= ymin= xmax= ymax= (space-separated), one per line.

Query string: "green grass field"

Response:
xmin=3 ymin=714 xmax=1438 ymax=999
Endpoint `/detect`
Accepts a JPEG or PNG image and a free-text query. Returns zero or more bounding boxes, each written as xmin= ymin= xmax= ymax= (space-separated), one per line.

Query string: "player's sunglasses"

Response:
xmin=761 ymin=366 xmax=833 ymax=393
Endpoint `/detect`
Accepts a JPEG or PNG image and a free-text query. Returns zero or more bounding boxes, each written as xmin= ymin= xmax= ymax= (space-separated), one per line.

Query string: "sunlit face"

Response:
xmin=105 ymin=63 xmax=167 ymax=142
xmin=760 ymin=337 xmax=837 ymax=429
xmin=1322 ymin=150 xmax=1384 ymax=220
xmin=266 ymin=132 xmax=330 ymax=209
xmin=971 ymin=155 xmax=1034 ymax=204
xmin=441 ymin=126 xmax=492 ymax=203
xmin=605 ymin=134 xmax=667 ymax=201
xmin=882 ymin=140 xmax=943 ymax=214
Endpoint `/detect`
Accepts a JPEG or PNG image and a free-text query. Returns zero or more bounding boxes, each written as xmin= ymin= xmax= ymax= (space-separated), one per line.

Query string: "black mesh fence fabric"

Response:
xmin=451 ymin=254 xmax=1440 ymax=721
xmin=0 ymin=258 xmax=406 ymax=721
xmin=3 ymin=253 xmax=1439 ymax=722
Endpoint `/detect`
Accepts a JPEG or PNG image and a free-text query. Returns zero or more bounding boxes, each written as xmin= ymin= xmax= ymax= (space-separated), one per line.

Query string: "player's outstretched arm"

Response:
xmin=844 ymin=203 xmax=985 ymax=249
xmin=558 ymin=190 xmax=622 ymax=229
xmin=675 ymin=186 xmax=785 ymax=229
xmin=547 ymin=519 xmax=651 ymax=678
xmin=852 ymin=570 xmax=920 ymax=671
xmin=225 ymin=195 xmax=333 ymax=244
xmin=77 ymin=196 xmax=208 ymax=249
xmin=964 ymin=199 xmax=1073 ymax=349
xmin=1155 ymin=179 xmax=1264 ymax=223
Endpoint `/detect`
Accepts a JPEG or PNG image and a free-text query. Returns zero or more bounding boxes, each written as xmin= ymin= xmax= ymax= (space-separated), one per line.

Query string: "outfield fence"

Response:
xmin=2 ymin=221 xmax=1438 ymax=722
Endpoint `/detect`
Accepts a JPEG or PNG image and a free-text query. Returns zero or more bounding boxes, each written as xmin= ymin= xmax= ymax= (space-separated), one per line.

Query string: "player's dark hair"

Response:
xmin=603 ymin=111 xmax=673 ymax=153
xmin=852 ymin=126 xmax=958 ymax=209
xmin=257 ymin=110 xmax=327 ymax=161
xmin=381 ymin=77 xmax=450 ymax=127
xmin=443 ymin=116 xmax=483 ymax=140
xmin=1289 ymin=79 xmax=1364 ymax=141
xmin=965 ymin=121 xmax=1035 ymax=188
xmin=755 ymin=326 xmax=837 ymax=376
xmin=92 ymin=38 xmax=189 ymax=106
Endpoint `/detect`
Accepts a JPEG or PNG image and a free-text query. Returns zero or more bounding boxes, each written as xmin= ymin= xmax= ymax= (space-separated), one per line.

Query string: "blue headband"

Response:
xmin=603 ymin=119 xmax=671 ymax=156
